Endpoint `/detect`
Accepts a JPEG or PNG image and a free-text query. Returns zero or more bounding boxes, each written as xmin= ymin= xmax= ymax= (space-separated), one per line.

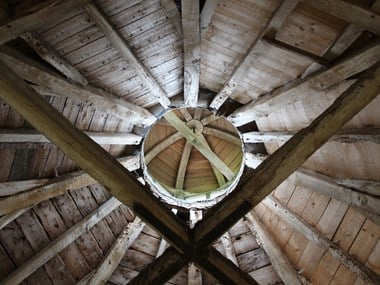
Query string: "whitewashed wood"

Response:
xmin=246 ymin=212 xmax=303 ymax=285
xmin=220 ymin=232 xmax=238 ymax=265
xmin=84 ymin=2 xmax=171 ymax=108
xmin=200 ymin=0 xmax=220 ymax=39
xmin=188 ymin=263 xmax=202 ymax=285
xmin=161 ymin=0 xmax=182 ymax=37
xmin=263 ymin=196 xmax=380 ymax=285
xmin=182 ymin=0 xmax=200 ymax=107
xmin=0 ymin=1 xmax=8 ymax=22
xmin=1 ymin=198 xmax=121 ymax=285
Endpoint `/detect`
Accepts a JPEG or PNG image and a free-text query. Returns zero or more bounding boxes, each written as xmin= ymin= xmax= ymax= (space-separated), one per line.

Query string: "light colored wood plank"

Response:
xmin=188 ymin=263 xmax=202 ymax=285
xmin=200 ymin=0 xmax=220 ymax=39
xmin=220 ymin=232 xmax=238 ymax=265
xmin=175 ymin=141 xmax=192 ymax=189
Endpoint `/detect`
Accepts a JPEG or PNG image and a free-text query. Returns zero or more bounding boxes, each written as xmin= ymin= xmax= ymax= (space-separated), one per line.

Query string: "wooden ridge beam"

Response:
xmin=182 ymin=0 xmax=201 ymax=107
xmin=209 ymin=0 xmax=299 ymax=110
xmin=228 ymin=41 xmax=380 ymax=126
xmin=193 ymin=62 xmax=380 ymax=247
xmin=0 ymin=128 xmax=142 ymax=145
xmin=0 ymin=0 xmax=89 ymax=45
xmin=246 ymin=212 xmax=303 ymax=285
xmin=0 ymin=47 xmax=156 ymax=126
xmin=263 ymin=196 xmax=380 ymax=285
xmin=243 ymin=128 xmax=380 ymax=144
xmin=0 ymin=62 xmax=190 ymax=252
xmin=0 ymin=198 xmax=121 ymax=285
xmin=84 ymin=2 xmax=171 ymax=108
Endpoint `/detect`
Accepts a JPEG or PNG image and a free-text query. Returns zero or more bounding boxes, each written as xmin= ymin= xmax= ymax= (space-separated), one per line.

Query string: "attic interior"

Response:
xmin=0 ymin=0 xmax=379 ymax=284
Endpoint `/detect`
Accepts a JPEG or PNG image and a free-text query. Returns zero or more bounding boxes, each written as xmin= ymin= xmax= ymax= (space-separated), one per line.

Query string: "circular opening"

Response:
xmin=141 ymin=107 xmax=244 ymax=209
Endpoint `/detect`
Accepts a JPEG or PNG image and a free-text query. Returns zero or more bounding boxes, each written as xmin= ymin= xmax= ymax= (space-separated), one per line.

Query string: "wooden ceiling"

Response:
xmin=0 ymin=0 xmax=379 ymax=284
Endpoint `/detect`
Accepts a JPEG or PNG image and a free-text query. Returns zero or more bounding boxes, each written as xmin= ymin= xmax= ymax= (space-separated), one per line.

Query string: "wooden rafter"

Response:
xmin=200 ymin=0 xmax=220 ymax=39
xmin=144 ymin=132 xmax=183 ymax=164
xmin=0 ymin=207 xmax=32 ymax=231
xmin=176 ymin=141 xmax=192 ymax=189
xmin=246 ymin=212 xmax=303 ymax=285
xmin=204 ymin=127 xmax=242 ymax=146
xmin=182 ymin=0 xmax=201 ymax=107
xmin=84 ymin=2 xmax=171 ymax=108
xmin=0 ymin=0 xmax=89 ymax=45
xmin=209 ymin=0 xmax=299 ymax=110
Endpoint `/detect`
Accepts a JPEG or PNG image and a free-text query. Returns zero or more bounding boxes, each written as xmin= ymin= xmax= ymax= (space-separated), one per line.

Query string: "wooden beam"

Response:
xmin=0 ymin=47 xmax=156 ymax=126
xmin=88 ymin=217 xmax=145 ymax=284
xmin=193 ymin=62 xmax=380 ymax=247
xmin=243 ymin=128 xmax=380 ymax=144
xmin=1 ymin=198 xmax=121 ymax=285
xmin=201 ymin=113 xmax=219 ymax=125
xmin=176 ymin=141 xmax=193 ymax=189
xmin=182 ymin=0 xmax=200 ymax=107
xmin=263 ymin=196 xmax=380 ymax=285
xmin=200 ymin=0 xmax=220 ymax=39
xmin=0 ymin=0 xmax=89 ymax=45
xmin=0 ymin=61 xmax=191 ymax=252
xmin=0 ymin=156 xmax=140 ymax=216
xmin=305 ymin=0 xmax=380 ymax=36
xmin=164 ymin=112 xmax=234 ymax=180
xmin=209 ymin=0 xmax=299 ymax=110
xmin=144 ymin=132 xmax=183 ymax=164
xmin=0 ymin=206 xmax=32 ymax=231
xmin=161 ymin=0 xmax=182 ymax=37
xmin=204 ymin=127 xmax=242 ymax=146
xmin=246 ymin=212 xmax=303 ymax=285
xmin=0 ymin=178 xmax=49 ymax=196
xmin=84 ymin=2 xmax=171 ymax=108
xmin=188 ymin=263 xmax=202 ymax=285
xmin=220 ymin=232 xmax=238 ymax=265
xmin=21 ymin=31 xmax=88 ymax=85
xmin=0 ymin=129 xmax=142 ymax=145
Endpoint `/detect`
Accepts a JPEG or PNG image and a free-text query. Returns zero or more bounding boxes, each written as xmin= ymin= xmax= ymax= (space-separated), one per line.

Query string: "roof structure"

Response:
xmin=0 ymin=0 xmax=379 ymax=284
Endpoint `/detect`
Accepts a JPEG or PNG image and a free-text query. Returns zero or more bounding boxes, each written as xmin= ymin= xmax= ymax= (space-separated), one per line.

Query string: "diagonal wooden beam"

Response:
xmin=193 ymin=62 xmax=380 ymax=247
xmin=84 ymin=2 xmax=171 ymax=108
xmin=0 ymin=47 xmax=156 ymax=126
xmin=200 ymin=0 xmax=220 ymax=39
xmin=209 ymin=0 xmax=299 ymax=110
xmin=263 ymin=196 xmax=380 ymax=285
xmin=204 ymin=127 xmax=242 ymax=146
xmin=0 ymin=0 xmax=89 ymax=45
xmin=161 ymin=0 xmax=182 ymax=37
xmin=176 ymin=141 xmax=193 ymax=189
xmin=246 ymin=212 xmax=303 ymax=285
xmin=0 ymin=60 xmax=190 ymax=253
xmin=304 ymin=0 xmax=380 ymax=36
xmin=220 ymin=232 xmax=238 ymax=265
xmin=144 ymin=132 xmax=183 ymax=164
xmin=229 ymin=41 xmax=380 ymax=126
xmin=0 ymin=206 xmax=32 ymax=231
xmin=182 ymin=0 xmax=201 ymax=107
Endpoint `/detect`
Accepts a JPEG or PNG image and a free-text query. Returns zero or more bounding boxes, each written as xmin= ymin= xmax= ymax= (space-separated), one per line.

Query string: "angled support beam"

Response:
xmin=0 ymin=47 xmax=156 ymax=126
xmin=188 ymin=263 xmax=202 ymax=285
xmin=246 ymin=212 xmax=303 ymax=285
xmin=182 ymin=0 xmax=200 ymax=107
xmin=263 ymin=196 xmax=380 ymax=285
xmin=305 ymin=0 xmax=380 ymax=36
xmin=144 ymin=132 xmax=183 ymax=164
xmin=0 ymin=129 xmax=142 ymax=145
xmin=242 ymin=128 xmax=380 ymax=144
xmin=204 ymin=127 xmax=242 ymax=146
xmin=84 ymin=2 xmax=171 ymax=108
xmin=0 ymin=0 xmax=89 ymax=45
xmin=193 ymin=62 xmax=380 ymax=247
xmin=209 ymin=0 xmax=299 ymax=110
xmin=229 ymin=41 xmax=380 ymax=126
xmin=0 ymin=206 xmax=32 ymax=231
xmin=200 ymin=0 xmax=220 ymax=39
xmin=176 ymin=141 xmax=193 ymax=189
xmin=0 ymin=198 xmax=121 ymax=285
xmin=220 ymin=232 xmax=238 ymax=266
xmin=21 ymin=31 xmax=88 ymax=85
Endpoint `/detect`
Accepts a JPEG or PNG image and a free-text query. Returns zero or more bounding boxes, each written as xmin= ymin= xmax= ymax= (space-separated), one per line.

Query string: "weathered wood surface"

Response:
xmin=200 ymin=0 xmax=220 ymax=39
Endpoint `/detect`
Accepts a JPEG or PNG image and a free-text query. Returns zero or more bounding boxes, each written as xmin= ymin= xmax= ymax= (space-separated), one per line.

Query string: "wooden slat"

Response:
xmin=200 ymin=0 xmax=220 ymax=38
xmin=229 ymin=41 xmax=380 ymax=126
xmin=182 ymin=0 xmax=200 ymax=107
xmin=263 ymin=196 xmax=380 ymax=285
xmin=193 ymin=62 xmax=380 ymax=247
xmin=209 ymin=0 xmax=299 ymax=110
xmin=246 ymin=212 xmax=303 ymax=285
xmin=0 ymin=0 xmax=89 ymax=45
xmin=161 ymin=0 xmax=182 ymax=37
xmin=84 ymin=2 xmax=171 ymax=108
xmin=1 ymin=198 xmax=121 ymax=285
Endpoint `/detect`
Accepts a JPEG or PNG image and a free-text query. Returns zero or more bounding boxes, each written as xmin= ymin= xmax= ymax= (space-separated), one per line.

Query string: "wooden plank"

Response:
xmin=182 ymin=0 xmax=200 ymax=107
xmin=144 ymin=132 xmax=183 ymax=164
xmin=21 ymin=31 xmax=88 ymax=86
xmin=160 ymin=0 xmax=182 ymax=37
xmin=246 ymin=212 xmax=303 ymax=285
xmin=305 ymin=0 xmax=380 ymax=36
xmin=0 ymin=0 xmax=89 ymax=45
xmin=0 ymin=178 xmax=48 ymax=196
xmin=263 ymin=196 xmax=379 ymax=285
xmin=204 ymin=127 xmax=242 ymax=146
xmin=194 ymin=63 xmax=380 ymax=248
xmin=0 ymin=207 xmax=31 ymax=231
xmin=209 ymin=0 xmax=300 ymax=110
xmin=0 ymin=128 xmax=142 ymax=145
xmin=200 ymin=0 xmax=220 ymax=39
xmin=84 ymin=2 xmax=171 ymax=108
xmin=188 ymin=263 xmax=202 ymax=285
xmin=0 ymin=47 xmax=156 ymax=126
xmin=220 ymin=232 xmax=238 ymax=265
xmin=175 ymin=141 xmax=192 ymax=189
xmin=1 ymin=198 xmax=120 ymax=285
xmin=229 ymin=41 xmax=380 ymax=126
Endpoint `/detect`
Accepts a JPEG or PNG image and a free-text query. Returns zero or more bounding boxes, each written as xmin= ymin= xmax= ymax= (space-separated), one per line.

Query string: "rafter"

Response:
xmin=176 ymin=141 xmax=193 ymax=189
xmin=263 ymin=196 xmax=380 ymax=284
xmin=0 ymin=0 xmax=89 ymax=45
xmin=229 ymin=41 xmax=380 ymax=126
xmin=204 ymin=127 xmax=242 ymax=146
xmin=84 ymin=2 xmax=171 ymax=108
xmin=182 ymin=0 xmax=201 ymax=107
xmin=246 ymin=212 xmax=303 ymax=285
xmin=209 ymin=0 xmax=299 ymax=110
xmin=0 ymin=206 xmax=32 ymax=231
xmin=144 ymin=132 xmax=183 ymax=164
xmin=1 ymin=197 xmax=121 ymax=285
xmin=200 ymin=0 xmax=220 ymax=39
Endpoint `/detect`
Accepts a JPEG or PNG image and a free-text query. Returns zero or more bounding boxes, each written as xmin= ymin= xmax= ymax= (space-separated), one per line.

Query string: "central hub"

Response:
xmin=141 ymin=107 xmax=244 ymax=209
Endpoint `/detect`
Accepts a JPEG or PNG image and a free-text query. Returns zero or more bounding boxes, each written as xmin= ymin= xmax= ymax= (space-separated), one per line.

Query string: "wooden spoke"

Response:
xmin=204 ymin=127 xmax=242 ymax=146
xmin=176 ymin=141 xmax=193 ymax=189
xmin=180 ymin=108 xmax=193 ymax=121
xmin=188 ymin=263 xmax=202 ymax=285
xmin=201 ymin=113 xmax=219 ymax=125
